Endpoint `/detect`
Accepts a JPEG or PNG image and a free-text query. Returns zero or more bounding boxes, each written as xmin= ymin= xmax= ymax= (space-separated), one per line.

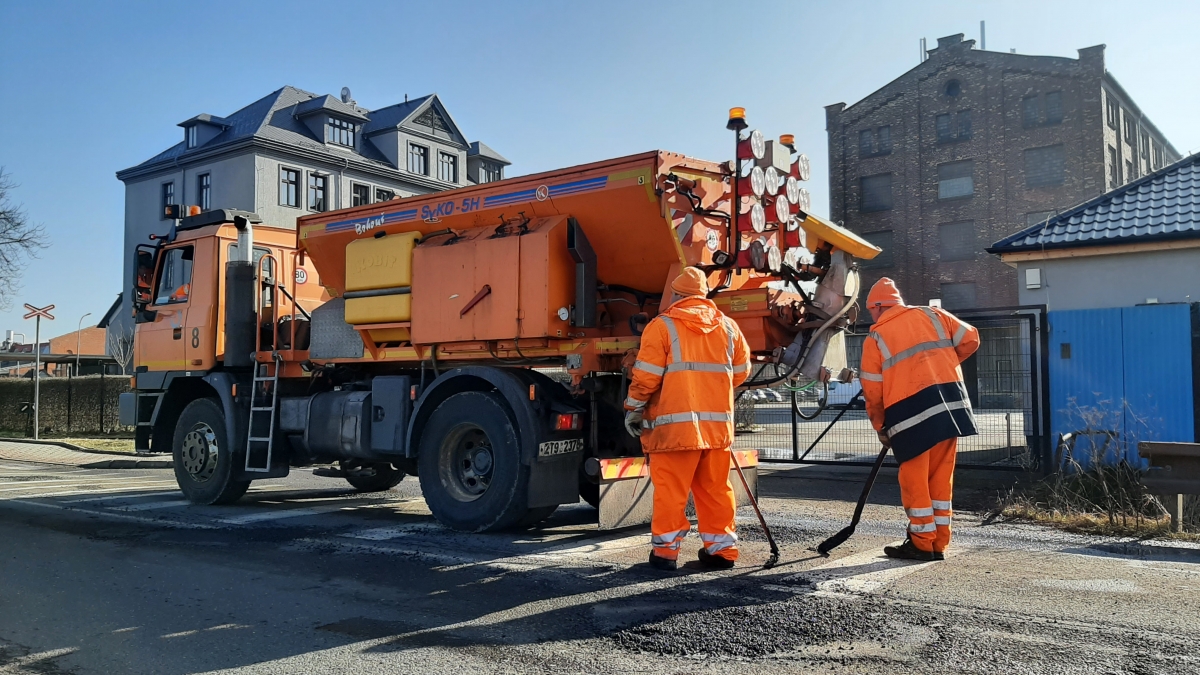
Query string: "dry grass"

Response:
xmin=55 ymin=437 xmax=136 ymax=453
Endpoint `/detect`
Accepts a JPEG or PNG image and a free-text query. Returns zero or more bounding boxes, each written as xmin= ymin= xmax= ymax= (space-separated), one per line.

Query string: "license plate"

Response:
xmin=538 ymin=438 xmax=584 ymax=457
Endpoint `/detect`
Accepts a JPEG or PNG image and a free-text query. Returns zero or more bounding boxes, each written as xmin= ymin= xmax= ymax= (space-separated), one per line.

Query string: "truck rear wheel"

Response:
xmin=341 ymin=461 xmax=405 ymax=492
xmin=417 ymin=391 xmax=535 ymax=532
xmin=173 ymin=398 xmax=250 ymax=505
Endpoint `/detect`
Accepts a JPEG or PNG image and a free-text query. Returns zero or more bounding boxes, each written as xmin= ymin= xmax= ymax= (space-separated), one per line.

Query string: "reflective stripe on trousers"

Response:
xmin=933 ymin=499 xmax=952 ymax=527
xmin=650 ymin=529 xmax=686 ymax=551
xmin=699 ymin=531 xmax=738 ymax=554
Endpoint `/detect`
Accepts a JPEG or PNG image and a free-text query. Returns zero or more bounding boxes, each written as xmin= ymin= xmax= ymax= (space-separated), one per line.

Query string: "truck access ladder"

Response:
xmin=245 ymin=353 xmax=281 ymax=472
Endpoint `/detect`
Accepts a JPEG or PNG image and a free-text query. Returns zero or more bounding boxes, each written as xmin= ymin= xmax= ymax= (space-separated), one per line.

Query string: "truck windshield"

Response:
xmin=154 ymin=246 xmax=194 ymax=305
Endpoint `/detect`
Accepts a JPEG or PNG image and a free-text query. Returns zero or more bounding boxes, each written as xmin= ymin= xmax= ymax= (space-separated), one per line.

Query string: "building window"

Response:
xmin=197 ymin=173 xmax=211 ymax=211
xmin=1107 ymin=146 xmax=1119 ymax=189
xmin=944 ymin=79 xmax=961 ymax=97
xmin=860 ymin=231 xmax=894 ymax=269
xmin=1125 ymin=160 xmax=1135 ymax=182
xmin=1105 ymin=95 xmax=1119 ymax=129
xmin=1022 ymin=96 xmax=1039 ymax=128
xmin=438 ymin=152 xmax=458 ymax=183
xmin=1153 ymin=143 xmax=1163 ymax=170
xmin=408 ymin=144 xmax=428 ymax=175
xmin=937 ymin=112 xmax=970 ymax=143
xmin=186 ymin=125 xmax=197 ymax=149
xmin=940 ymin=282 xmax=977 ymax=309
xmin=937 ymin=160 xmax=974 ymax=200
xmin=938 ymin=221 xmax=976 ymax=262
xmin=479 ymin=162 xmax=501 ymax=183
xmin=326 ymin=117 xmax=355 ymax=148
xmin=1123 ymin=113 xmax=1136 ymax=145
xmin=1025 ymin=211 xmax=1055 ymax=228
xmin=859 ymin=173 xmax=893 ymax=213
xmin=351 ymin=183 xmax=371 ymax=207
xmin=161 ymin=182 xmax=174 ymax=219
xmin=858 ymin=126 xmax=892 ymax=158
xmin=279 ymin=167 xmax=300 ymax=207
xmin=1024 ymin=144 xmax=1065 ymax=187
xmin=1045 ymin=91 xmax=1063 ymax=125
xmin=308 ymin=173 xmax=327 ymax=212
xmin=375 ymin=188 xmax=395 ymax=202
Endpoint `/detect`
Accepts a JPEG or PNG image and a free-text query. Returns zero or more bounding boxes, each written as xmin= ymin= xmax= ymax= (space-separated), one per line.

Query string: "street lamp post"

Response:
xmin=68 ymin=312 xmax=92 ymax=433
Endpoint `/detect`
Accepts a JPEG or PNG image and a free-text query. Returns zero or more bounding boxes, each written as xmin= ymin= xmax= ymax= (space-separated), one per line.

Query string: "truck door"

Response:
xmin=139 ymin=245 xmax=194 ymax=371
xmin=183 ymin=239 xmax=215 ymax=370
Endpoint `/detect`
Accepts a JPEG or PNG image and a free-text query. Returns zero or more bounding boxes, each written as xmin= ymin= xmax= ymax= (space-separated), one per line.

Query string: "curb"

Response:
xmin=0 ymin=437 xmax=173 ymax=469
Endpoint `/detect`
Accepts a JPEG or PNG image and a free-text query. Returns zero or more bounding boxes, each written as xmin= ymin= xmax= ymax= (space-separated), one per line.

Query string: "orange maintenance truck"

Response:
xmin=120 ymin=110 xmax=880 ymax=531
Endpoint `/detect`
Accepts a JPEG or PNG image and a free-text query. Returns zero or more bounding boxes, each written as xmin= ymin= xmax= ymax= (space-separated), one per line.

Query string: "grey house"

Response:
xmin=111 ymin=86 xmax=510 ymax=341
xmin=987 ymin=153 xmax=1199 ymax=310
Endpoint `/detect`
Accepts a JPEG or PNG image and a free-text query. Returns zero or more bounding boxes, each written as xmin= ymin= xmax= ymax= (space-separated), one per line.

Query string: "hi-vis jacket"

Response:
xmin=624 ymin=297 xmax=752 ymax=453
xmin=860 ymin=303 xmax=981 ymax=463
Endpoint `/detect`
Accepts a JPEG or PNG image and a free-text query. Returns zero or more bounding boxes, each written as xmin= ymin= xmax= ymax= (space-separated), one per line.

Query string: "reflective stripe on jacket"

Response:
xmin=860 ymin=304 xmax=981 ymax=463
xmin=625 ymin=297 xmax=752 ymax=453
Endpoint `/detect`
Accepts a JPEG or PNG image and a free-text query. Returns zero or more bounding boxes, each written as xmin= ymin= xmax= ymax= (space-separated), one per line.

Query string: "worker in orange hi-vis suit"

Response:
xmin=623 ymin=267 xmax=752 ymax=571
xmin=859 ymin=278 xmax=980 ymax=561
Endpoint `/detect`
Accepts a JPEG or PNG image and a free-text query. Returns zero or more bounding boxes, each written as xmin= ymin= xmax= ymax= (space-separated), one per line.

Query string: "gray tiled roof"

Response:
xmin=988 ymin=153 xmax=1200 ymax=253
xmin=469 ymin=141 xmax=510 ymax=165
xmin=293 ymin=94 xmax=368 ymax=120
xmin=117 ymin=87 xmax=461 ymax=178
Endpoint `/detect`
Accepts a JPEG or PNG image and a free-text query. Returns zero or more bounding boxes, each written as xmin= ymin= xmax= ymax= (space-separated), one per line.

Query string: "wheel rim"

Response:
xmin=180 ymin=422 xmax=220 ymax=483
xmin=438 ymin=424 xmax=494 ymax=502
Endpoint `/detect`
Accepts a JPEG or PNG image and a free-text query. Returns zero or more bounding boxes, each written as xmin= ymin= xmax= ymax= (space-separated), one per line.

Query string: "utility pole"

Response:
xmin=23 ymin=304 xmax=55 ymax=440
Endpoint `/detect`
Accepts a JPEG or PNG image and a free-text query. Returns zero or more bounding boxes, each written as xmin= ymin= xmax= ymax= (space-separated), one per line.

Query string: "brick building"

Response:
xmin=825 ymin=34 xmax=1180 ymax=308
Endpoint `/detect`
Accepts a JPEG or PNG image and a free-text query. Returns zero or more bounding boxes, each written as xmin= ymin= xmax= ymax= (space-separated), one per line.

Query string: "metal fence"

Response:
xmin=735 ymin=306 xmax=1049 ymax=471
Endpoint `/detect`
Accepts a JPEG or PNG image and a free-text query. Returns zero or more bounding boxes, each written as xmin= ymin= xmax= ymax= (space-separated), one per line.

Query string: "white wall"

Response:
xmin=1015 ymin=247 xmax=1200 ymax=310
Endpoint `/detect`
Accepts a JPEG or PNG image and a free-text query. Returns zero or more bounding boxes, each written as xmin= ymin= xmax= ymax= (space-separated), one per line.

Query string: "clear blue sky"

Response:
xmin=1 ymin=0 xmax=1196 ymax=343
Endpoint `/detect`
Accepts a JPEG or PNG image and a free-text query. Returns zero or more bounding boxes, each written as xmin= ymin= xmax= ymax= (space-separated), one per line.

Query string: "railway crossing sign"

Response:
xmin=23 ymin=304 xmax=55 ymax=320
xmin=23 ymin=303 xmax=55 ymax=439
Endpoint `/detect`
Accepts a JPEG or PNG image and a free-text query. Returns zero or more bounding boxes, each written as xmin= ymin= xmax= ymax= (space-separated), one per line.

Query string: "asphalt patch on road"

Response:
xmin=611 ymin=592 xmax=906 ymax=658
xmin=735 ymin=522 xmax=821 ymax=546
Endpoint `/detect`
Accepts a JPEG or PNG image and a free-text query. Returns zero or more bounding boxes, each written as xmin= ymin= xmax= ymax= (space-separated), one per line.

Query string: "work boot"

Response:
xmin=647 ymin=552 xmax=678 ymax=571
xmin=932 ymin=550 xmax=945 ymax=561
xmin=697 ymin=548 xmax=736 ymax=570
xmin=883 ymin=538 xmax=936 ymax=562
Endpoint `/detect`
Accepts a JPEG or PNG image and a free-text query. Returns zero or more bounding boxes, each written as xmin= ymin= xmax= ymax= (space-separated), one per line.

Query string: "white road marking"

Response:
xmin=2 ymin=483 xmax=181 ymax=500
xmin=4 ymin=498 xmax=219 ymax=529
xmin=800 ymin=548 xmax=938 ymax=594
xmin=108 ymin=499 xmax=192 ymax=512
xmin=217 ymin=503 xmax=360 ymax=524
xmin=63 ymin=490 xmax=183 ymax=504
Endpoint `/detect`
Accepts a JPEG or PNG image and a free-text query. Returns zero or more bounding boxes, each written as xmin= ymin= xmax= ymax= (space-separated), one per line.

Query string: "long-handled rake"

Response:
xmin=816 ymin=444 xmax=890 ymax=555
xmin=732 ymin=452 xmax=779 ymax=568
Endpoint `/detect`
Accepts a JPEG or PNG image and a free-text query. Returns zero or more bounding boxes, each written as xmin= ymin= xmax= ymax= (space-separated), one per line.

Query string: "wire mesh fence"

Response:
xmin=735 ymin=309 xmax=1046 ymax=470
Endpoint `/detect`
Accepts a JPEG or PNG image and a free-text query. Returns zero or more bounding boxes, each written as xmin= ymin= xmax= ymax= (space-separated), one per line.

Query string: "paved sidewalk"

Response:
xmin=0 ymin=440 xmax=172 ymax=469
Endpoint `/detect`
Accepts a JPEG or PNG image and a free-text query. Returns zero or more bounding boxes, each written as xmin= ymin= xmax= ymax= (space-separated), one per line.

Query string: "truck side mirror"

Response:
xmin=132 ymin=245 xmax=158 ymax=309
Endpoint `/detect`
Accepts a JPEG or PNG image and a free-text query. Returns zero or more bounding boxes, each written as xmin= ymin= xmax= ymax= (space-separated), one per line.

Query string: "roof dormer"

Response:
xmin=294 ymin=94 xmax=369 ymax=150
xmin=178 ymin=114 xmax=229 ymax=150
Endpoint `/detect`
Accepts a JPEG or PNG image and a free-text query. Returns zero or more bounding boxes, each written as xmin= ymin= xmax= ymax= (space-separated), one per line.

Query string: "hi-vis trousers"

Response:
xmin=647 ymin=447 xmax=738 ymax=562
xmin=898 ymin=437 xmax=957 ymax=553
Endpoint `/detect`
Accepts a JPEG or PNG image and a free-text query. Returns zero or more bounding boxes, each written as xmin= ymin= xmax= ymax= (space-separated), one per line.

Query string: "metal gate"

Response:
xmin=735 ymin=306 xmax=1050 ymax=470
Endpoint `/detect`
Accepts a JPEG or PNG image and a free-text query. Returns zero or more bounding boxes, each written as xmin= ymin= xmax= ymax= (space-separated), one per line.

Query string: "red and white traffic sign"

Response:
xmin=23 ymin=304 xmax=55 ymax=320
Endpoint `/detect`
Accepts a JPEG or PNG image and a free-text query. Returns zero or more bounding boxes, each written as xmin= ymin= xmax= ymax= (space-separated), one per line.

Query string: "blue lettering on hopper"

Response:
xmin=325 ymin=208 xmax=418 ymax=234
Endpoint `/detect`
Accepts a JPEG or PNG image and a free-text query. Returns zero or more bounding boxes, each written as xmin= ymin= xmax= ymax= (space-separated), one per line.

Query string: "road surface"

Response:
xmin=0 ymin=454 xmax=1196 ymax=674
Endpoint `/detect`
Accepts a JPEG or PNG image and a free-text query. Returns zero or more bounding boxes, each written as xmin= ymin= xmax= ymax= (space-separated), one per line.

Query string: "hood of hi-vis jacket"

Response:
xmin=859 ymin=304 xmax=982 ymax=463
xmin=624 ymin=297 xmax=752 ymax=453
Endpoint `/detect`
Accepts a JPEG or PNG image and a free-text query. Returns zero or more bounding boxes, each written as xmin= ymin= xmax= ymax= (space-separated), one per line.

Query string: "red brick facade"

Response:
xmin=825 ymin=35 xmax=1179 ymax=308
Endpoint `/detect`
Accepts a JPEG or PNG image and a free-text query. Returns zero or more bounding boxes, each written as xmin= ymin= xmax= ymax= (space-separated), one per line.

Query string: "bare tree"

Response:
xmin=107 ymin=326 xmax=135 ymax=375
xmin=0 ymin=168 xmax=49 ymax=311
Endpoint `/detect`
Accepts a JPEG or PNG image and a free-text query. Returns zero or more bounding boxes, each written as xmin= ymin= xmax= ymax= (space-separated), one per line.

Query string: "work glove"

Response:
xmin=877 ymin=430 xmax=892 ymax=449
xmin=624 ymin=410 xmax=644 ymax=438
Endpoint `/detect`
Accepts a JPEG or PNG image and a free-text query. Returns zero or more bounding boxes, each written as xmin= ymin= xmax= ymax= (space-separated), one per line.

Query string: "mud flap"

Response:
xmin=596 ymin=450 xmax=758 ymax=530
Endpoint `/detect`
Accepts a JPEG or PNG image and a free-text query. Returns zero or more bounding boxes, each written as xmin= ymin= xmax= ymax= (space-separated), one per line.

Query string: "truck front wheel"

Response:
xmin=172 ymin=398 xmax=250 ymax=505
xmin=418 ymin=391 xmax=535 ymax=532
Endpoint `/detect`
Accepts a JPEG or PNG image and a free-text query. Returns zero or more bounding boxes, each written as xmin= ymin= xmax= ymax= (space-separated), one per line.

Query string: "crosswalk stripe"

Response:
xmin=63 ymin=490 xmax=183 ymax=504
xmin=108 ymin=499 xmax=192 ymax=512
xmin=217 ymin=503 xmax=358 ymax=524
xmin=340 ymin=523 xmax=444 ymax=541
xmin=3 ymin=483 xmax=181 ymax=500
xmin=5 ymin=498 xmax=219 ymax=530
